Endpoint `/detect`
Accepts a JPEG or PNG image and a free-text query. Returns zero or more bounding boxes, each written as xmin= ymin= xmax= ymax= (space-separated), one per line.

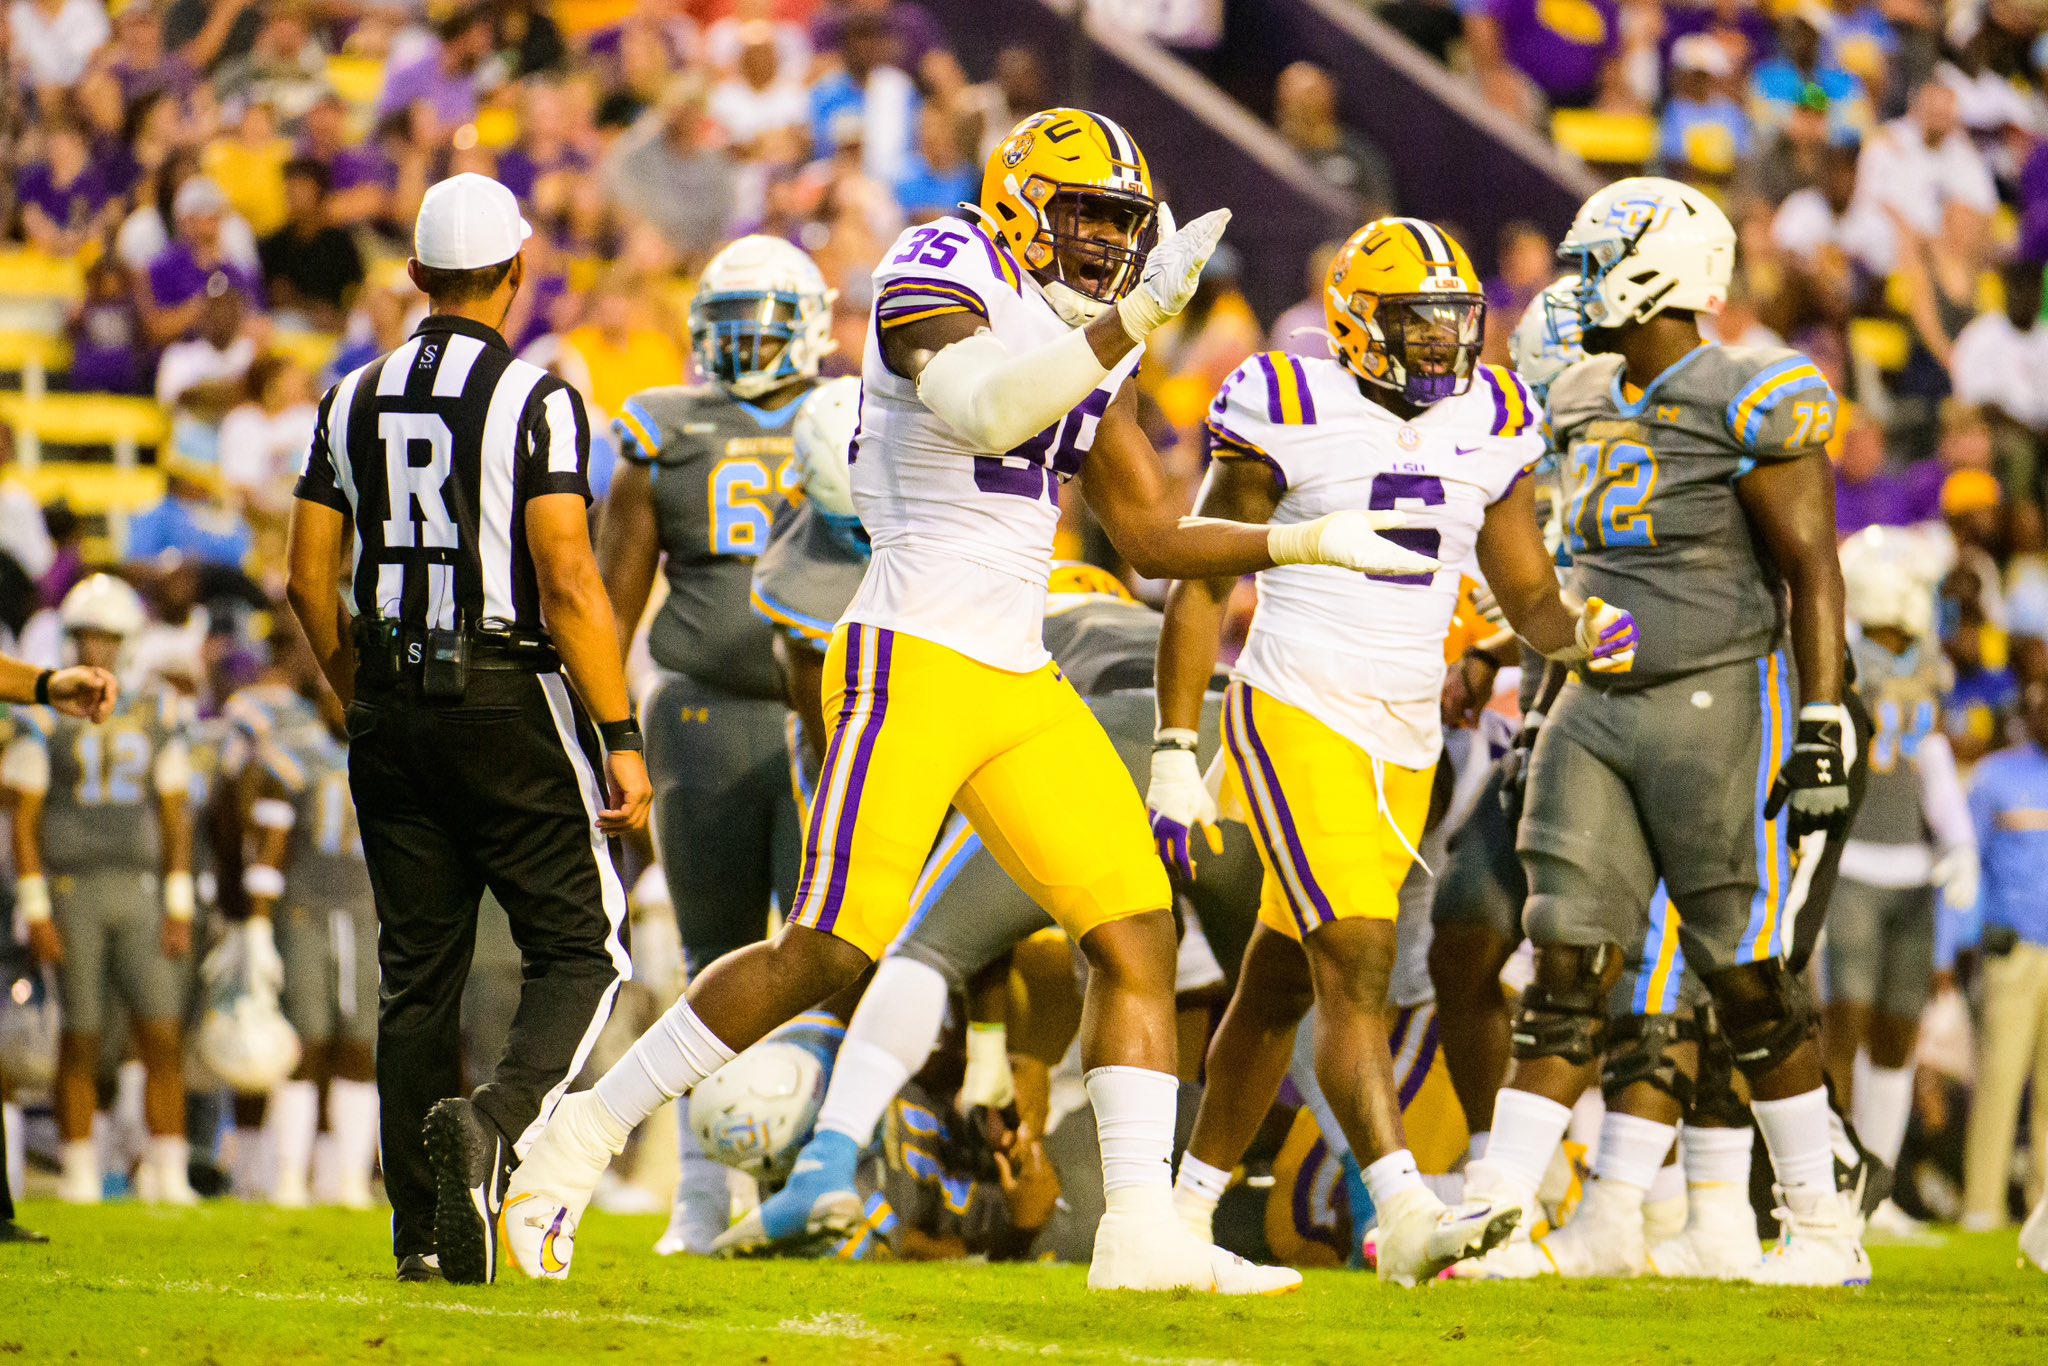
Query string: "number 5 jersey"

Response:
xmin=850 ymin=214 xmax=1143 ymax=673
xmin=1545 ymin=343 xmax=1839 ymax=686
xmin=1207 ymin=351 xmax=1542 ymax=769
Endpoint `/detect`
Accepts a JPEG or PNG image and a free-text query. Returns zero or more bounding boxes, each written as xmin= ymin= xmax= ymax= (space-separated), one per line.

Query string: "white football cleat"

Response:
xmin=1643 ymin=1190 xmax=1688 ymax=1248
xmin=271 ymin=1171 xmax=310 ymax=1210
xmin=1173 ymin=1186 xmax=1217 ymax=1244
xmin=57 ymin=1144 xmax=99 ymax=1205
xmin=1087 ymin=1212 xmax=1302 ymax=1295
xmin=1519 ymin=1177 xmax=1646 ymax=1278
xmin=1647 ymin=1186 xmax=1763 ymax=1280
xmin=1865 ymin=1198 xmax=1939 ymax=1244
xmin=1746 ymin=1188 xmax=1872 ymax=1287
xmin=2018 ymin=1196 xmax=2048 ymax=1272
xmin=497 ymin=1091 xmax=620 ymax=1281
xmin=1377 ymin=1186 xmax=1521 ymax=1286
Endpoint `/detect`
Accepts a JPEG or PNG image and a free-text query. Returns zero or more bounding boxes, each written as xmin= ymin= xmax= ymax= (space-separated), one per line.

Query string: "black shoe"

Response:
xmin=396 ymin=1252 xmax=444 ymax=1283
xmin=0 ymin=1221 xmax=47 ymax=1245
xmin=425 ymin=1098 xmax=508 ymax=1285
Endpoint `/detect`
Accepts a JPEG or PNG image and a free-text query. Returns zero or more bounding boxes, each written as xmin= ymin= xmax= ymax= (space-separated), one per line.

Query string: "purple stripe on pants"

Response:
xmin=793 ymin=626 xmax=868 ymax=920
xmin=1224 ymin=685 xmax=1336 ymax=930
xmin=815 ymin=628 xmax=893 ymax=932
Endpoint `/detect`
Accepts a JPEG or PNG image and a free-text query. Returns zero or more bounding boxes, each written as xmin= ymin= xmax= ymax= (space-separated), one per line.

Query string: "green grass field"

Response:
xmin=3 ymin=1202 xmax=2042 ymax=1364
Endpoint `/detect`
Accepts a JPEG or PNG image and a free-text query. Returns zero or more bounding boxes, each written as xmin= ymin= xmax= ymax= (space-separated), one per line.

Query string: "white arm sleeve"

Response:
xmin=1915 ymin=731 xmax=1974 ymax=852
xmin=1 ymin=737 xmax=48 ymax=797
xmin=915 ymin=325 xmax=1111 ymax=455
xmin=153 ymin=736 xmax=192 ymax=797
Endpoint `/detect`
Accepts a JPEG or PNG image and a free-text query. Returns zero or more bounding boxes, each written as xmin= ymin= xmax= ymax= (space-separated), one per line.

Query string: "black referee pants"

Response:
xmin=348 ymin=666 xmax=630 ymax=1260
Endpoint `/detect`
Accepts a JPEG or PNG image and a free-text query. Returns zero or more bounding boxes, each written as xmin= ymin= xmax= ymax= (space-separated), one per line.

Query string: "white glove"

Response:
xmin=242 ymin=916 xmax=285 ymax=997
xmin=1147 ymin=740 xmax=1222 ymax=881
xmin=1262 ymin=509 xmax=1440 ymax=578
xmin=1933 ymin=845 xmax=1980 ymax=913
xmin=1117 ymin=207 xmax=1231 ymax=342
xmin=1573 ymin=596 xmax=1639 ymax=673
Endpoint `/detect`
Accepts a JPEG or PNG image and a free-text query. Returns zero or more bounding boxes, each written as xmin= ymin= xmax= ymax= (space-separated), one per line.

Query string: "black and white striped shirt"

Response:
xmin=294 ymin=315 xmax=591 ymax=634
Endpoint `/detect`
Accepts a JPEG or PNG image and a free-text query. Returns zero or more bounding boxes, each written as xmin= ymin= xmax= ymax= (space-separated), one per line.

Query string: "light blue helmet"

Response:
xmin=1509 ymin=274 xmax=1586 ymax=403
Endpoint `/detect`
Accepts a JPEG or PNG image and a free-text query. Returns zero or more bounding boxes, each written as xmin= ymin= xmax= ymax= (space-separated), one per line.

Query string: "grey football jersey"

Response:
xmin=750 ymin=502 xmax=870 ymax=654
xmin=1847 ymin=635 xmax=1947 ymax=847
xmin=231 ymin=684 xmax=374 ymax=909
xmin=27 ymin=690 xmax=183 ymax=873
xmin=1546 ymin=344 xmax=1839 ymax=685
xmin=615 ymin=383 xmax=809 ymax=700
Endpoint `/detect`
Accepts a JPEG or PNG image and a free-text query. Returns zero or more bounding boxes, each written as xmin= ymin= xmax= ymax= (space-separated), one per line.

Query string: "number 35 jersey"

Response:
xmin=851 ymin=214 xmax=1143 ymax=673
xmin=1546 ymin=344 xmax=1839 ymax=686
xmin=1209 ymin=352 xmax=1542 ymax=768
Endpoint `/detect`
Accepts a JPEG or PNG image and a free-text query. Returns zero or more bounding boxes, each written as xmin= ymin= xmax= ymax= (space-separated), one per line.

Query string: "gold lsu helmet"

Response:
xmin=1047 ymin=560 xmax=1136 ymax=604
xmin=982 ymin=109 xmax=1157 ymax=321
xmin=1324 ymin=218 xmax=1486 ymax=409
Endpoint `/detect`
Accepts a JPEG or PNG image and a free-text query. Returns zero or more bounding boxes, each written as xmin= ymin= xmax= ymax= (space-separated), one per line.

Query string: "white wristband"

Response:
xmin=243 ymin=864 xmax=286 ymax=900
xmin=15 ymin=873 xmax=49 ymax=924
xmin=962 ymin=1021 xmax=1015 ymax=1110
xmin=164 ymin=871 xmax=196 ymax=922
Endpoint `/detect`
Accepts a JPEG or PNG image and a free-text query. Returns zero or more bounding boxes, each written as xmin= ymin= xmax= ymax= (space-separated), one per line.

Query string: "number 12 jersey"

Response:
xmin=850 ymin=214 xmax=1143 ymax=673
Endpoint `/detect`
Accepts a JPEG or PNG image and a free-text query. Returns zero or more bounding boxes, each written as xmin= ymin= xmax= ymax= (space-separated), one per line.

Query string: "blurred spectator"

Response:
xmin=1944 ymin=468 xmax=2009 ymax=627
xmin=1833 ymin=416 xmax=1943 ymax=535
xmin=605 ymin=76 xmax=739 ymax=268
xmin=810 ymin=13 xmax=918 ymax=185
xmin=1660 ymin=34 xmax=1753 ymax=178
xmin=215 ymin=2 xmax=329 ymax=122
xmin=66 ymin=256 xmax=150 ymax=396
xmin=894 ymin=104 xmax=976 ymax=222
xmin=967 ymin=46 xmax=1047 ymax=160
xmin=1463 ymin=0 xmax=1621 ymax=117
xmin=329 ymin=280 xmax=417 ymax=382
xmin=0 ymin=428 xmax=55 ymax=587
xmin=217 ymin=353 xmax=315 ymax=520
xmin=1750 ymin=6 xmax=1872 ymax=144
xmin=257 ymin=159 xmax=366 ymax=333
xmin=1268 ymin=240 xmax=1343 ymax=359
xmin=1770 ymin=142 xmax=1862 ymax=267
xmin=562 ymin=273 xmax=686 ymax=420
xmin=498 ymin=81 xmax=595 ymax=210
xmin=493 ymin=0 xmax=568 ymax=80
xmin=1843 ymin=82 xmax=1998 ymax=276
xmin=297 ymin=93 xmax=391 ymax=229
xmin=126 ymin=465 xmax=253 ymax=571
xmin=1962 ymin=679 xmax=2048 ymax=1229
xmin=144 ymin=176 xmax=266 ymax=344
xmin=202 ymin=98 xmax=293 ymax=238
xmin=1950 ymin=262 xmax=2048 ymax=437
xmin=710 ymin=22 xmax=812 ymax=151
xmin=1738 ymin=82 xmax=1839 ymax=204
xmin=163 ymin=0 xmax=265 ymax=72
xmin=156 ymin=282 xmax=257 ymax=470
xmin=15 ymin=122 xmax=120 ymax=256
xmin=106 ymin=3 xmax=198 ymax=106
xmin=812 ymin=0 xmax=944 ymax=76
xmin=7 ymin=0 xmax=109 ymax=89
xmin=376 ymin=4 xmax=497 ymax=130
xmin=704 ymin=0 xmax=809 ymax=78
xmin=1273 ymin=62 xmax=1396 ymax=217
xmin=1483 ymin=220 xmax=1557 ymax=363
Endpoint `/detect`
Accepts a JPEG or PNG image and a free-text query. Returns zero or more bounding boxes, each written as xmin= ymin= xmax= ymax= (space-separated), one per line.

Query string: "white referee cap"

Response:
xmin=414 ymin=173 xmax=532 ymax=270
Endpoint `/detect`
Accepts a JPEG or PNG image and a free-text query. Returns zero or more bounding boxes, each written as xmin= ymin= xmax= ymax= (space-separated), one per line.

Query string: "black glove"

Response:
xmin=1765 ymin=703 xmax=1856 ymax=839
xmin=1498 ymin=713 xmax=1542 ymax=820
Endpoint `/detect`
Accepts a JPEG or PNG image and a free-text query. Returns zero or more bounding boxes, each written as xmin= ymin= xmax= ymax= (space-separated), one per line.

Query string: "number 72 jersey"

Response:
xmin=1546 ymin=343 xmax=1839 ymax=685
xmin=849 ymin=213 xmax=1143 ymax=673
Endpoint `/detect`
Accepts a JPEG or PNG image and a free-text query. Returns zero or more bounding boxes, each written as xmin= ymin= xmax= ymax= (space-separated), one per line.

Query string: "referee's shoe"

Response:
xmin=426 ymin=1098 xmax=511 ymax=1284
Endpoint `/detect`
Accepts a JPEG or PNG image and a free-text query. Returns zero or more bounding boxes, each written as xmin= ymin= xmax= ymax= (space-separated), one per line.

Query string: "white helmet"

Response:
xmin=689 ymin=1040 xmax=827 ymax=1184
xmin=690 ymin=236 xmax=838 ymax=400
xmin=195 ymin=992 xmax=302 ymax=1094
xmin=0 ymin=949 xmax=58 ymax=1090
xmin=59 ymin=573 xmax=147 ymax=639
xmin=1840 ymin=526 xmax=1937 ymax=641
xmin=1558 ymin=177 xmax=1734 ymax=330
xmin=792 ymin=376 xmax=861 ymax=526
xmin=1510 ymin=275 xmax=1587 ymax=400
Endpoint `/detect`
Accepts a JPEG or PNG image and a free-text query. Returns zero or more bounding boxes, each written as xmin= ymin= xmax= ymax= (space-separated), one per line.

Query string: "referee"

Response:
xmin=286 ymin=173 xmax=650 ymax=1285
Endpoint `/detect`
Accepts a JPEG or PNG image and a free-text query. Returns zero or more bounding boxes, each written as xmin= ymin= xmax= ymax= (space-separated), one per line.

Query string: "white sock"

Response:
xmin=1680 ymin=1124 xmax=1754 ymax=1188
xmin=1174 ymin=1151 xmax=1230 ymax=1206
xmin=672 ymin=1096 xmax=729 ymax=1223
xmin=268 ymin=1079 xmax=320 ymax=1197
xmin=1648 ymin=1158 xmax=1685 ymax=1206
xmin=1466 ymin=1130 xmax=1491 ymax=1164
xmin=1364 ymin=1148 xmax=1425 ymax=1209
xmin=1477 ymin=1089 xmax=1574 ymax=1200
xmin=326 ymin=1079 xmax=380 ymax=1190
xmin=147 ymin=1135 xmax=190 ymax=1194
xmin=1593 ymin=1112 xmax=1677 ymax=1193
xmin=1752 ymin=1087 xmax=1835 ymax=1214
xmin=62 ymin=1136 xmax=96 ymax=1182
xmin=2 ymin=1101 xmax=22 ymax=1201
xmin=113 ymin=1062 xmax=147 ymax=1163
xmin=593 ymin=998 xmax=736 ymax=1135
xmin=814 ymin=957 xmax=949 ymax=1144
xmin=1086 ymin=1065 xmax=1178 ymax=1219
xmin=229 ymin=1125 xmax=271 ymax=1199
xmin=1852 ymin=1054 xmax=1914 ymax=1168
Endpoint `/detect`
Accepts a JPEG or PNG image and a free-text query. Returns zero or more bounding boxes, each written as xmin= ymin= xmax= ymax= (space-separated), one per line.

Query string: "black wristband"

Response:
xmin=598 ymin=717 xmax=643 ymax=753
xmin=33 ymin=669 xmax=52 ymax=705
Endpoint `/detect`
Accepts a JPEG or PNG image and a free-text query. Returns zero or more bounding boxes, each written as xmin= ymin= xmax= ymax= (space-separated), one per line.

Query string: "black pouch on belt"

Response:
xmin=423 ymin=627 xmax=469 ymax=699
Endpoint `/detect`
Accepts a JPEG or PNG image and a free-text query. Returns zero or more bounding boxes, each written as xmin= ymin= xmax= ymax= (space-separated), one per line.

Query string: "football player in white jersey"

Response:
xmin=1152 ymin=219 xmax=1639 ymax=1286
xmin=502 ymin=110 xmax=1432 ymax=1295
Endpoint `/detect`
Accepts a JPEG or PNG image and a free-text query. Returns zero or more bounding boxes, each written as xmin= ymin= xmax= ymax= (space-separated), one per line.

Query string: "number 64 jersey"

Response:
xmin=850 ymin=214 xmax=1143 ymax=673
xmin=1546 ymin=344 xmax=1839 ymax=685
xmin=1209 ymin=352 xmax=1542 ymax=769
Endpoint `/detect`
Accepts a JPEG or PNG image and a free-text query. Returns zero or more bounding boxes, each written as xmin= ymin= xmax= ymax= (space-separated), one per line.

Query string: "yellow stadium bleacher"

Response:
xmin=1848 ymin=317 xmax=1912 ymax=373
xmin=0 ymin=330 xmax=71 ymax=397
xmin=8 ymin=463 xmax=166 ymax=516
xmin=0 ymin=392 xmax=168 ymax=468
xmin=1551 ymin=110 xmax=1658 ymax=169
xmin=324 ymin=54 xmax=387 ymax=109
xmin=0 ymin=249 xmax=84 ymax=304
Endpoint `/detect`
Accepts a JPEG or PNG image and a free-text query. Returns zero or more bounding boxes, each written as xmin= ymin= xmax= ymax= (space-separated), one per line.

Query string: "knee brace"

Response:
xmin=1510 ymin=943 xmax=1622 ymax=1066
xmin=1600 ymin=1011 xmax=1696 ymax=1109
xmin=1685 ymin=1002 xmax=1752 ymax=1128
xmin=1702 ymin=959 xmax=1816 ymax=1081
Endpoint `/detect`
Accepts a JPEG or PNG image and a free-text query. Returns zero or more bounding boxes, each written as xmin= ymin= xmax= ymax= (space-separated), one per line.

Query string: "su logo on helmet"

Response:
xmin=1602 ymin=195 xmax=1677 ymax=236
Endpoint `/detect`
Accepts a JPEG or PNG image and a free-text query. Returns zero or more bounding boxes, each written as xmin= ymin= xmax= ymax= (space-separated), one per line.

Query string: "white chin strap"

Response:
xmin=1042 ymin=279 xmax=1112 ymax=328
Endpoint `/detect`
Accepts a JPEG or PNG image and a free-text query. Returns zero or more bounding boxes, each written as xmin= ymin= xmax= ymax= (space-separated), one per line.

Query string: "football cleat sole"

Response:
xmin=426 ymin=1098 xmax=504 ymax=1286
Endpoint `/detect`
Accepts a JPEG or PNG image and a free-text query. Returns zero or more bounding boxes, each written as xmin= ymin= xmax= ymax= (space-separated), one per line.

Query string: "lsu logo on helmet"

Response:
xmin=1323 ymin=217 xmax=1485 ymax=409
xmin=981 ymin=108 xmax=1157 ymax=325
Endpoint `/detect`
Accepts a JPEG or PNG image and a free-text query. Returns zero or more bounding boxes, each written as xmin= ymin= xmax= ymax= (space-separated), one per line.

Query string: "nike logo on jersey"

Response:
xmin=1455 ymin=446 xmax=1480 ymax=457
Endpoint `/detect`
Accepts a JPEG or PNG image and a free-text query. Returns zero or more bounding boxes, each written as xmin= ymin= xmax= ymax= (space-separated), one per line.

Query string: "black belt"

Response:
xmin=352 ymin=618 xmax=560 ymax=694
